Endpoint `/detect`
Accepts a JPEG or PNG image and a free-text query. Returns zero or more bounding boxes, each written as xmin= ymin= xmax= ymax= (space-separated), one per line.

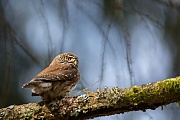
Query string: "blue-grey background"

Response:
xmin=0 ymin=0 xmax=180 ymax=120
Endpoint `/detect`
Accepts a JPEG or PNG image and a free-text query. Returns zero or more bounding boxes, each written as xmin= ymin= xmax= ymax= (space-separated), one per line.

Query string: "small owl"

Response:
xmin=22 ymin=52 xmax=80 ymax=101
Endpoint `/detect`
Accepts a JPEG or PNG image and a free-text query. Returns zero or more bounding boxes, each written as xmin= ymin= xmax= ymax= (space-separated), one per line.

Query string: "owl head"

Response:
xmin=50 ymin=52 xmax=78 ymax=66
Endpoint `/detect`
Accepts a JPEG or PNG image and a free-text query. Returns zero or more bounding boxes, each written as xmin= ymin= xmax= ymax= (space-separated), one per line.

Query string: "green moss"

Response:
xmin=19 ymin=109 xmax=33 ymax=119
xmin=70 ymin=108 xmax=81 ymax=116
xmin=34 ymin=107 xmax=41 ymax=113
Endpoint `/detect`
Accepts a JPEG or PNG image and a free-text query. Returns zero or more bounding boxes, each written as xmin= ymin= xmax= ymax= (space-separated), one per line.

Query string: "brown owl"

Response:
xmin=22 ymin=52 xmax=80 ymax=101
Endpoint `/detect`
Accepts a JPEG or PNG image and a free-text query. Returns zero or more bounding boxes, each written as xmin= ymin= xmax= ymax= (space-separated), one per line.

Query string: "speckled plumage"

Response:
xmin=22 ymin=52 xmax=80 ymax=101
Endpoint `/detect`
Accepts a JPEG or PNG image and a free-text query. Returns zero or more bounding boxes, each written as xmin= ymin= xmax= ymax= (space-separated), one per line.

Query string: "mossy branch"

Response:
xmin=0 ymin=76 xmax=180 ymax=120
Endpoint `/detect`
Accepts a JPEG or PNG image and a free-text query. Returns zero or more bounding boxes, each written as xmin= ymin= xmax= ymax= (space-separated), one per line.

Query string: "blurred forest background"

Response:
xmin=0 ymin=0 xmax=180 ymax=120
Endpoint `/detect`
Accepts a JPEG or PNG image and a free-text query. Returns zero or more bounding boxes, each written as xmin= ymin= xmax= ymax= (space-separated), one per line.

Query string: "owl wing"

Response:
xmin=22 ymin=63 xmax=79 ymax=88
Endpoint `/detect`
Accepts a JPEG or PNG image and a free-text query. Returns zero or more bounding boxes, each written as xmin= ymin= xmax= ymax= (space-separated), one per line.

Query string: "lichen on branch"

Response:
xmin=0 ymin=76 xmax=180 ymax=120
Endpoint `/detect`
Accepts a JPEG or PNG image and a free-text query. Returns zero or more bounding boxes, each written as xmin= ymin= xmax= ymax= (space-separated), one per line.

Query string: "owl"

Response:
xmin=22 ymin=52 xmax=80 ymax=101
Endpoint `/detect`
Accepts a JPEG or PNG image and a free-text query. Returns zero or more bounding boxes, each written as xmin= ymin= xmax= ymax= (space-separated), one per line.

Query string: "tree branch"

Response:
xmin=1 ymin=76 xmax=180 ymax=119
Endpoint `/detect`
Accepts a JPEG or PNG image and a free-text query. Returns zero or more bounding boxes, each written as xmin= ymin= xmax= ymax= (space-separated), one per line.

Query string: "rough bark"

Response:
xmin=0 ymin=76 xmax=180 ymax=120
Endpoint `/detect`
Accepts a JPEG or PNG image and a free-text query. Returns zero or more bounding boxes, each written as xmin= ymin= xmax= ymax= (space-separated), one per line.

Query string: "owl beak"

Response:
xmin=74 ymin=60 xmax=78 ymax=66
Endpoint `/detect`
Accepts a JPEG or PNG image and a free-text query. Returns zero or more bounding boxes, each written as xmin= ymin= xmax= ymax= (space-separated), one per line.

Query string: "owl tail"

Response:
xmin=22 ymin=81 xmax=40 ymax=88
xmin=22 ymin=83 xmax=34 ymax=88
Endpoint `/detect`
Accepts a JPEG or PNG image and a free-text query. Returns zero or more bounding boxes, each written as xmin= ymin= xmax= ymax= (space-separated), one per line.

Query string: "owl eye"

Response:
xmin=67 ymin=57 xmax=72 ymax=61
xmin=65 ymin=56 xmax=72 ymax=61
